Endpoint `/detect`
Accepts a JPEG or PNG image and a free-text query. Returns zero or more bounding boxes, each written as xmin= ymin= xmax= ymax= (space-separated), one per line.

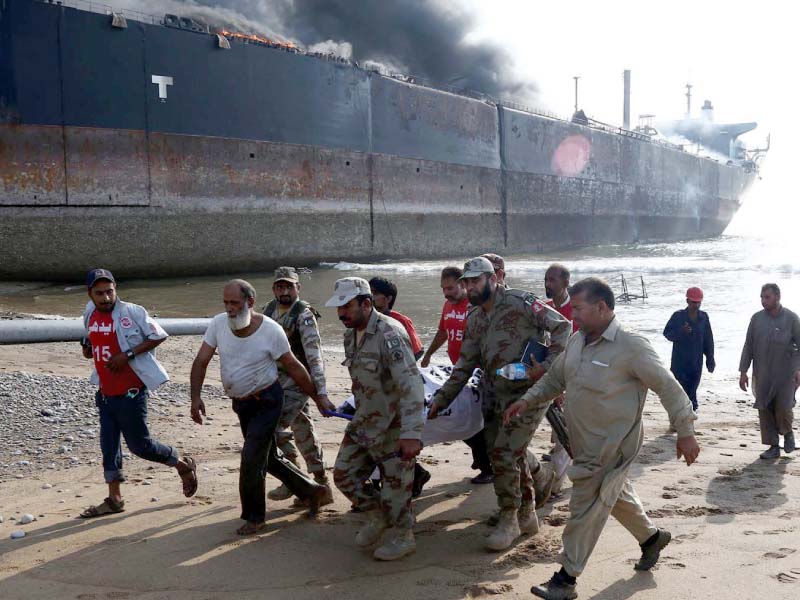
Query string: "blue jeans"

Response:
xmin=95 ymin=388 xmax=178 ymax=483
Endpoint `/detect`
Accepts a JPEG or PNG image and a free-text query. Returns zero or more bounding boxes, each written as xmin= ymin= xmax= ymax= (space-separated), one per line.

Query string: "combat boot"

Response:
xmin=784 ymin=432 xmax=796 ymax=453
xmin=531 ymin=571 xmax=578 ymax=600
xmin=267 ymin=484 xmax=293 ymax=501
xmin=485 ymin=509 xmax=521 ymax=551
xmin=355 ymin=511 xmax=388 ymax=547
xmin=518 ymin=502 xmax=539 ymax=535
xmin=533 ymin=464 xmax=556 ymax=509
xmin=373 ymin=528 xmax=416 ymax=561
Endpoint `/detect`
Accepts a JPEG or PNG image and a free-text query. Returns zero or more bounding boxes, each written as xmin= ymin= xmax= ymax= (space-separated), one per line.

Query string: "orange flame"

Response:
xmin=220 ymin=30 xmax=296 ymax=50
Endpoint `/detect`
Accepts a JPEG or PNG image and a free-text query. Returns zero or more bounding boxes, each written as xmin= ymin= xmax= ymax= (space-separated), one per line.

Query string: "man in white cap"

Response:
xmin=326 ymin=277 xmax=425 ymax=561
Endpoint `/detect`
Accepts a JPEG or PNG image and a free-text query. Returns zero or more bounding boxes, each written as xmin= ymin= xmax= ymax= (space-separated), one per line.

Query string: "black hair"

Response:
xmin=546 ymin=263 xmax=570 ymax=282
xmin=355 ymin=294 xmax=373 ymax=306
xmin=569 ymin=277 xmax=615 ymax=310
xmin=761 ymin=283 xmax=781 ymax=297
xmin=368 ymin=277 xmax=398 ymax=310
xmin=441 ymin=266 xmax=463 ymax=281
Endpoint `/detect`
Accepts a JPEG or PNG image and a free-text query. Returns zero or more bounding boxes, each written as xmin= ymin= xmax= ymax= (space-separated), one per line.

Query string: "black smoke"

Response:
xmin=125 ymin=0 xmax=538 ymax=102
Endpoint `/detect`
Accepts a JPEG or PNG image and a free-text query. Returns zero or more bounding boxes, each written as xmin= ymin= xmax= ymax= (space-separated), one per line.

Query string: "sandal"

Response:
xmin=236 ymin=521 xmax=266 ymax=535
xmin=80 ymin=497 xmax=125 ymax=519
xmin=178 ymin=456 xmax=198 ymax=498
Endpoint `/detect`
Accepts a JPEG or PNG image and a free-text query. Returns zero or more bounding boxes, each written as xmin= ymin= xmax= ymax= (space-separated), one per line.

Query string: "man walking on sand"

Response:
xmin=79 ymin=268 xmax=197 ymax=518
xmin=663 ymin=286 xmax=715 ymax=411
xmin=739 ymin=283 xmax=800 ymax=459
xmin=263 ymin=267 xmax=333 ymax=507
xmin=505 ymin=277 xmax=699 ymax=599
xmin=327 ymin=277 xmax=425 ymax=561
xmin=190 ymin=279 xmax=334 ymax=535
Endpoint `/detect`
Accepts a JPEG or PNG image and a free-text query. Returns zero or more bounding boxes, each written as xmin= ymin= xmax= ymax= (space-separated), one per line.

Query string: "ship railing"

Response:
xmin=35 ymin=0 xmax=160 ymax=25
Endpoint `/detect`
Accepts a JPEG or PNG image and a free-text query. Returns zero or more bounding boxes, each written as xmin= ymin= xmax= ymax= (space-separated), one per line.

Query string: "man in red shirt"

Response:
xmin=368 ymin=277 xmax=424 ymax=360
xmin=421 ymin=266 xmax=494 ymax=485
xmin=544 ymin=264 xmax=577 ymax=332
xmin=79 ymin=269 xmax=197 ymax=518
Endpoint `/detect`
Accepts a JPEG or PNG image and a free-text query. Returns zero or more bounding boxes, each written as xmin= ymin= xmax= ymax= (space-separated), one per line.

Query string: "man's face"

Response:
xmin=337 ymin=297 xmax=371 ymax=329
xmin=465 ymin=274 xmax=494 ymax=305
xmin=686 ymin=299 xmax=701 ymax=311
xmin=223 ymin=285 xmax=254 ymax=318
xmin=273 ymin=281 xmax=299 ymax=306
xmin=544 ymin=269 xmax=568 ymax=300
xmin=88 ymin=281 xmax=116 ymax=312
xmin=441 ymin=276 xmax=465 ymax=303
xmin=371 ymin=291 xmax=391 ymax=314
xmin=571 ymin=290 xmax=604 ymax=333
xmin=761 ymin=289 xmax=780 ymax=312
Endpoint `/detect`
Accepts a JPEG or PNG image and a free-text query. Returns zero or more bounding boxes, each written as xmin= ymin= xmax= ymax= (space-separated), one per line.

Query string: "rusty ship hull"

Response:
xmin=0 ymin=0 xmax=755 ymax=280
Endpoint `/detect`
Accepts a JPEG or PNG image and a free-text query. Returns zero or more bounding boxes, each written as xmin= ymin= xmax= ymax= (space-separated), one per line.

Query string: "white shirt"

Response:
xmin=203 ymin=313 xmax=290 ymax=398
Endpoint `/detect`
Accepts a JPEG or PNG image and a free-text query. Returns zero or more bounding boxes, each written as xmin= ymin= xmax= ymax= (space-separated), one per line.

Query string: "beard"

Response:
xmin=277 ymin=294 xmax=293 ymax=306
xmin=545 ymin=287 xmax=554 ymax=299
xmin=467 ymin=281 xmax=492 ymax=305
xmin=228 ymin=307 xmax=252 ymax=331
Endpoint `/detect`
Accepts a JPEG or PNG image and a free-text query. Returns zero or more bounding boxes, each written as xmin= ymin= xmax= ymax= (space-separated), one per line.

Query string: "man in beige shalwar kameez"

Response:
xmin=739 ymin=283 xmax=800 ymax=459
xmin=505 ymin=278 xmax=700 ymax=600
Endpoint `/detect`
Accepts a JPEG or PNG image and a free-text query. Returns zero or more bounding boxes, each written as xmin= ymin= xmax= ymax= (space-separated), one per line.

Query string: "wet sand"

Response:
xmin=1 ymin=335 xmax=800 ymax=599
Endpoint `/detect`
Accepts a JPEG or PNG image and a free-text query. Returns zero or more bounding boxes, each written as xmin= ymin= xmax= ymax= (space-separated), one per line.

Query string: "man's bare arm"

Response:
xmin=190 ymin=342 xmax=216 ymax=424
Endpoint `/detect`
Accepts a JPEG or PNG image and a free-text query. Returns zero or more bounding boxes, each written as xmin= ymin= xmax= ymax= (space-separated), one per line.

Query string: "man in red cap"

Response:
xmin=663 ymin=287 xmax=715 ymax=410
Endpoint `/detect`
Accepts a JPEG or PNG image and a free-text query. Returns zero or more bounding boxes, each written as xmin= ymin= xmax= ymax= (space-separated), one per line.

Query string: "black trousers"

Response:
xmin=464 ymin=427 xmax=493 ymax=474
xmin=232 ymin=381 xmax=318 ymax=523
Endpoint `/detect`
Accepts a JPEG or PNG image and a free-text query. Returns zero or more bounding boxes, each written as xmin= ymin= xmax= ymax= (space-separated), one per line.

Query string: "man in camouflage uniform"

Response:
xmin=429 ymin=257 xmax=571 ymax=551
xmin=326 ymin=277 xmax=425 ymax=561
xmin=264 ymin=267 xmax=332 ymax=506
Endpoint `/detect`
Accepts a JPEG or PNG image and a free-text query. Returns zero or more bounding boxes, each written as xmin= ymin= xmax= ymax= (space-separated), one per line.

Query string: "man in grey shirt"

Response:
xmin=739 ymin=283 xmax=800 ymax=458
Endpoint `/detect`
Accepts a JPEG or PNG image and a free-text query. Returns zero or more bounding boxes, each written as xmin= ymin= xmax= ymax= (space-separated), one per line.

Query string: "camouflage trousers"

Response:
xmin=333 ymin=430 xmax=415 ymax=530
xmin=484 ymin=400 xmax=549 ymax=511
xmin=275 ymin=388 xmax=325 ymax=478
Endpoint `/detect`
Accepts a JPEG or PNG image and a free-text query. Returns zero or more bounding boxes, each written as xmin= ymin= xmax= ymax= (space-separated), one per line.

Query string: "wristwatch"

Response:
xmin=125 ymin=349 xmax=136 ymax=361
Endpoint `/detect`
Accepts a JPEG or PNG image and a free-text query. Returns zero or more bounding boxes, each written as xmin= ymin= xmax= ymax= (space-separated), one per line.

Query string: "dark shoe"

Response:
xmin=412 ymin=467 xmax=431 ymax=498
xmin=760 ymin=445 xmax=781 ymax=459
xmin=541 ymin=453 xmax=552 ymax=462
xmin=470 ymin=471 xmax=494 ymax=485
xmin=784 ymin=432 xmax=796 ymax=454
xmin=531 ymin=571 xmax=578 ymax=600
xmin=635 ymin=529 xmax=671 ymax=571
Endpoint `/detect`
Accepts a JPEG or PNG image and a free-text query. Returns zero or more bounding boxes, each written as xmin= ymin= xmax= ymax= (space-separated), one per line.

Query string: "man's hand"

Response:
xmin=105 ymin=352 xmax=129 ymax=373
xmin=81 ymin=344 xmax=92 ymax=360
xmin=314 ymin=394 xmax=336 ymax=417
xmin=526 ymin=360 xmax=546 ymax=384
xmin=397 ymin=438 xmax=422 ymax=461
xmin=794 ymin=370 xmax=800 ymax=390
xmin=420 ymin=354 xmax=431 ymax=368
xmin=503 ymin=400 xmax=528 ymax=426
xmin=553 ymin=394 xmax=565 ymax=409
xmin=681 ymin=322 xmax=692 ymax=335
xmin=190 ymin=397 xmax=206 ymax=425
xmin=739 ymin=372 xmax=749 ymax=392
xmin=427 ymin=402 xmax=440 ymax=420
xmin=707 ymin=359 xmax=715 ymax=374
xmin=676 ymin=435 xmax=700 ymax=466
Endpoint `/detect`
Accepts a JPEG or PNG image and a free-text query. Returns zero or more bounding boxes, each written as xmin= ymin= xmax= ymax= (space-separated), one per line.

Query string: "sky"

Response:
xmin=470 ymin=0 xmax=794 ymax=237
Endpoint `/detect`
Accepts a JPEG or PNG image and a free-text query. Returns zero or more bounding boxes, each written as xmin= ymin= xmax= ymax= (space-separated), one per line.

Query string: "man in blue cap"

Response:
xmin=79 ymin=268 xmax=198 ymax=518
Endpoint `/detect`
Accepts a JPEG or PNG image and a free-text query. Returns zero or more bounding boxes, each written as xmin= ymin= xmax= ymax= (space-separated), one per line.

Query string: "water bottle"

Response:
xmin=495 ymin=363 xmax=529 ymax=381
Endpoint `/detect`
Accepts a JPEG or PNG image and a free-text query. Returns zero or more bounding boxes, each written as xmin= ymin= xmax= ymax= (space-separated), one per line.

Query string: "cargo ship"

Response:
xmin=0 ymin=0 xmax=765 ymax=280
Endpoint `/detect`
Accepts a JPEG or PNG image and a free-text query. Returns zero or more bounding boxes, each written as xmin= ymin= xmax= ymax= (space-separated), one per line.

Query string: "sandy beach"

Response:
xmin=1 ymin=334 xmax=799 ymax=600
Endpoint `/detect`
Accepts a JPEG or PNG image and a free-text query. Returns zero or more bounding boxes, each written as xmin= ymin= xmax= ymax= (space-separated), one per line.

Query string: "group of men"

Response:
xmin=76 ymin=257 xmax=799 ymax=599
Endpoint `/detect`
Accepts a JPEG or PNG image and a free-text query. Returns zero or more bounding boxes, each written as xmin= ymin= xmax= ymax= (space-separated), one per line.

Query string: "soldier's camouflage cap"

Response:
xmin=325 ymin=277 xmax=372 ymax=307
xmin=460 ymin=256 xmax=495 ymax=279
xmin=481 ymin=253 xmax=505 ymax=271
xmin=274 ymin=266 xmax=299 ymax=283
